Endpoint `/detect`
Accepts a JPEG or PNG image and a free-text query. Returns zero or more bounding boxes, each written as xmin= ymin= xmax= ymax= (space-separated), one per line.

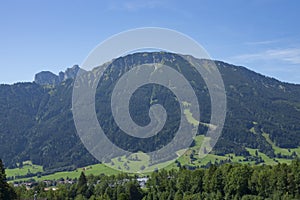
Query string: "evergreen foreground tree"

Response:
xmin=0 ymin=159 xmax=17 ymax=199
xmin=77 ymin=171 xmax=89 ymax=198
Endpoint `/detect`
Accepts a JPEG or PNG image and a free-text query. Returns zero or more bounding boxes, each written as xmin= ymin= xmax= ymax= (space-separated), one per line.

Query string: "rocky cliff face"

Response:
xmin=34 ymin=71 xmax=60 ymax=86
xmin=34 ymin=65 xmax=80 ymax=85
xmin=64 ymin=65 xmax=80 ymax=80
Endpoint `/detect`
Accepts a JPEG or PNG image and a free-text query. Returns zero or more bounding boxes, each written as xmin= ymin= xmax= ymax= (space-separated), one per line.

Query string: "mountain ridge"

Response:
xmin=0 ymin=52 xmax=299 ymax=171
xmin=34 ymin=65 xmax=80 ymax=86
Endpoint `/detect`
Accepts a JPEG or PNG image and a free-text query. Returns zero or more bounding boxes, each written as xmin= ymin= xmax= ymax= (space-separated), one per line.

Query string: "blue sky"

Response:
xmin=0 ymin=0 xmax=299 ymax=84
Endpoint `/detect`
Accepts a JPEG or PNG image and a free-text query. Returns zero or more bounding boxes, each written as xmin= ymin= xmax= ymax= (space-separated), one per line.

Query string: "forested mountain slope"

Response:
xmin=0 ymin=52 xmax=299 ymax=170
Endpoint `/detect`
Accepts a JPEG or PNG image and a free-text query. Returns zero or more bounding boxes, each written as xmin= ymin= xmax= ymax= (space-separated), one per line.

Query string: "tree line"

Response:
xmin=1 ymin=158 xmax=299 ymax=200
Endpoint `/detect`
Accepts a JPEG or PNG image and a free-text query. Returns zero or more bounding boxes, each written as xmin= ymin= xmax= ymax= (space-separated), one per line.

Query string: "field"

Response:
xmin=37 ymin=164 xmax=118 ymax=180
xmin=7 ymin=112 xmax=300 ymax=183
xmin=7 ymin=163 xmax=119 ymax=182
xmin=262 ymin=133 xmax=300 ymax=156
xmin=6 ymin=161 xmax=43 ymax=178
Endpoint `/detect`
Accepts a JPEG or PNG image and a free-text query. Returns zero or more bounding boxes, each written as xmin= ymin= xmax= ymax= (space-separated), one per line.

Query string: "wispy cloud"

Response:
xmin=244 ymin=40 xmax=280 ymax=46
xmin=231 ymin=48 xmax=300 ymax=64
xmin=108 ymin=0 xmax=164 ymax=11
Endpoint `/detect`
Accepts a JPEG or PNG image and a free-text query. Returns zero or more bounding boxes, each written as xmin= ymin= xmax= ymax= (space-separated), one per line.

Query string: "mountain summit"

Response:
xmin=34 ymin=65 xmax=80 ymax=86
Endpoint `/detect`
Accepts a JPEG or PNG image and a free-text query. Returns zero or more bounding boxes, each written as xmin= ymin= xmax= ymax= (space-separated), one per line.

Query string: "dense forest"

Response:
xmin=0 ymin=52 xmax=300 ymax=171
xmin=4 ymin=159 xmax=300 ymax=200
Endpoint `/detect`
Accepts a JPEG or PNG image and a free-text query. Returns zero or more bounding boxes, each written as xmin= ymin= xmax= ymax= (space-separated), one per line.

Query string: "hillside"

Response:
xmin=0 ymin=52 xmax=299 ymax=171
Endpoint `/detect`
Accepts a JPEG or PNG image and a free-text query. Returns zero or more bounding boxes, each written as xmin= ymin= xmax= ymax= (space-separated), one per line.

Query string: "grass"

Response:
xmin=177 ymin=135 xmax=245 ymax=166
xmin=262 ymin=133 xmax=291 ymax=155
xmin=108 ymin=152 xmax=150 ymax=173
xmin=262 ymin=133 xmax=300 ymax=156
xmin=184 ymin=109 xmax=199 ymax=127
xmin=6 ymin=161 xmax=43 ymax=178
xmin=38 ymin=164 xmax=118 ymax=180
xmin=246 ymin=148 xmax=277 ymax=165
xmin=106 ymin=151 xmax=178 ymax=174
xmin=177 ymin=133 xmax=299 ymax=168
xmin=9 ymin=164 xmax=119 ymax=182
xmin=8 ymin=131 xmax=300 ymax=182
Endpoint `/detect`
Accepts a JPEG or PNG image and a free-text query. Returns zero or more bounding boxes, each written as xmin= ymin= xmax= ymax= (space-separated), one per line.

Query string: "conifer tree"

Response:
xmin=0 ymin=159 xmax=17 ymax=199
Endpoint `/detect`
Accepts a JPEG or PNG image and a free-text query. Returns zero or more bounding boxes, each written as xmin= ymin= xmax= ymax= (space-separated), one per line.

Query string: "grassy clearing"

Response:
xmin=6 ymin=161 xmax=43 ymax=178
xmin=246 ymin=148 xmax=277 ymax=165
xmin=178 ymin=135 xmax=244 ymax=166
xmin=107 ymin=151 xmax=178 ymax=174
xmin=10 ymin=164 xmax=119 ymax=182
xmin=184 ymin=109 xmax=199 ymax=127
xmin=262 ymin=133 xmax=300 ymax=157
xmin=262 ymin=133 xmax=291 ymax=155
xmin=246 ymin=148 xmax=293 ymax=165
xmin=108 ymin=152 xmax=150 ymax=173
xmin=38 ymin=164 xmax=118 ymax=181
xmin=180 ymin=134 xmax=299 ymax=167
xmin=8 ymin=133 xmax=300 ymax=182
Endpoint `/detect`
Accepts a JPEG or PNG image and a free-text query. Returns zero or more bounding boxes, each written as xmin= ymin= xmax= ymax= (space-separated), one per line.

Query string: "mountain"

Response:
xmin=34 ymin=65 xmax=80 ymax=86
xmin=0 ymin=52 xmax=299 ymax=171
xmin=34 ymin=71 xmax=60 ymax=86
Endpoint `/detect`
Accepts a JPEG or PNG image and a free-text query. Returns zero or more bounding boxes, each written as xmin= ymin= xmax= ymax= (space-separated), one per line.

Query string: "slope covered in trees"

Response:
xmin=0 ymin=52 xmax=299 ymax=171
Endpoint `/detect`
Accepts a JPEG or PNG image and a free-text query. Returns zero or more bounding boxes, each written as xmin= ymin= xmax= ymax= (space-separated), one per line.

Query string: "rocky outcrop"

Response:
xmin=34 ymin=71 xmax=59 ymax=86
xmin=34 ymin=65 xmax=80 ymax=86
